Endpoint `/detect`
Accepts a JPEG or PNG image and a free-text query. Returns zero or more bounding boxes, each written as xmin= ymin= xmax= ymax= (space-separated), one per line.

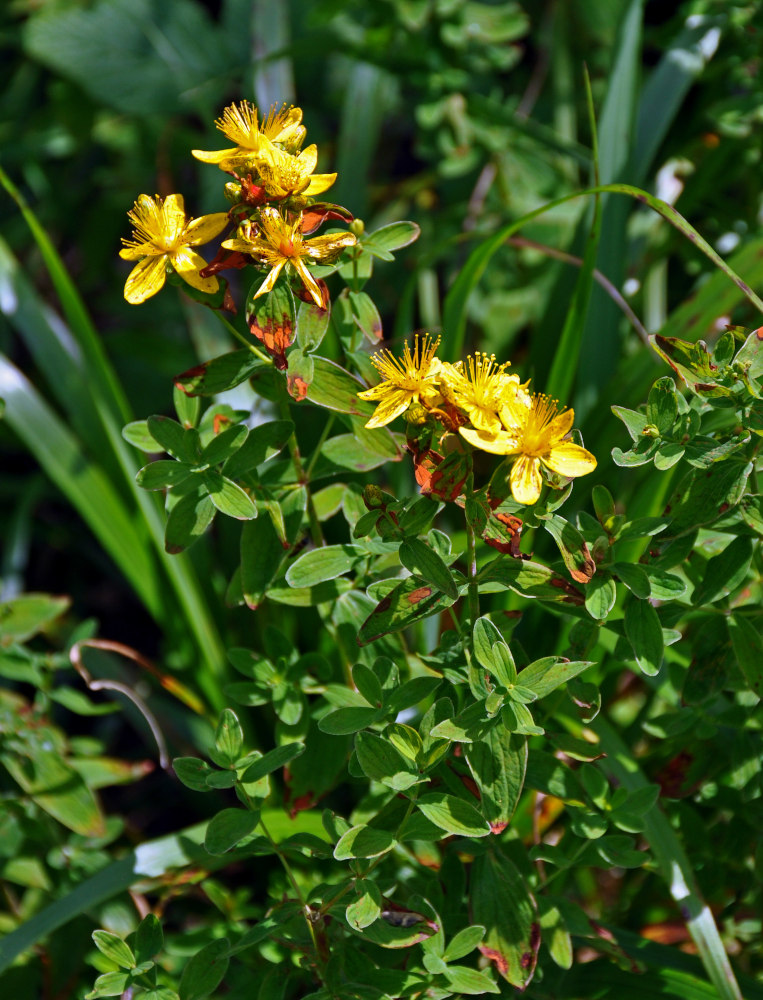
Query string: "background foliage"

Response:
xmin=1 ymin=0 xmax=763 ymax=998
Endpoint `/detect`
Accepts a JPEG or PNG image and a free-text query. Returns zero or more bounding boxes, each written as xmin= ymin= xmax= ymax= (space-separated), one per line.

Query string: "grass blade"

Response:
xmin=0 ymin=354 xmax=163 ymax=616
xmin=593 ymin=715 xmax=743 ymax=1000
xmin=546 ymin=68 xmax=601 ymax=402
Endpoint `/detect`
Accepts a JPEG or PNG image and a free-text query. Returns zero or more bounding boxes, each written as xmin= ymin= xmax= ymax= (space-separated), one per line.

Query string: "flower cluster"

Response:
xmin=358 ymin=337 xmax=596 ymax=505
xmin=120 ymin=102 xmax=357 ymax=307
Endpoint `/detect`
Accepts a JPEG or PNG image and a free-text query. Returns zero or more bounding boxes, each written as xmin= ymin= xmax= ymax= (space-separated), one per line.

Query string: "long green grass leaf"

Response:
xmin=593 ymin=715 xmax=743 ymax=1000
xmin=0 ymin=170 xmax=227 ymax=702
xmin=546 ymin=69 xmax=601 ymax=402
xmin=0 ymin=354 xmax=163 ymax=616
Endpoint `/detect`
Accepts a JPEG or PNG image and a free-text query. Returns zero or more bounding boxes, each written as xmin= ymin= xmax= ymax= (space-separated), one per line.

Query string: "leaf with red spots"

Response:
xmin=286 ymin=349 xmax=313 ymax=400
xmin=246 ymin=283 xmax=296 ymax=370
xmin=543 ymin=514 xmax=596 ymax=583
xmin=413 ymin=448 xmax=469 ymax=502
xmin=357 ymin=576 xmax=458 ymax=645
xmin=471 ymin=852 xmax=539 ymax=988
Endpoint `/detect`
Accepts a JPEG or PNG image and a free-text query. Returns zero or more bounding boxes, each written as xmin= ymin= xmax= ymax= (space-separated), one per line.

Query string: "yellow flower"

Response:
xmin=192 ymin=101 xmax=306 ymax=167
xmin=460 ymin=394 xmax=596 ymax=505
xmin=257 ymin=139 xmax=337 ymax=199
xmin=440 ymin=353 xmax=526 ymax=434
xmin=358 ymin=335 xmax=443 ymax=429
xmin=119 ymin=194 xmax=229 ymax=304
xmin=222 ymin=207 xmax=356 ymax=308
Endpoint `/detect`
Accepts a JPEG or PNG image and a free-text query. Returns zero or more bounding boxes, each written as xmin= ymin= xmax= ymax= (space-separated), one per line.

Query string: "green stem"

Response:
xmin=239 ymin=786 xmax=324 ymax=975
xmin=304 ymin=413 xmax=336 ymax=481
xmin=278 ymin=397 xmax=324 ymax=548
xmin=464 ymin=468 xmax=480 ymax=631
xmin=215 ymin=313 xmax=273 ymax=364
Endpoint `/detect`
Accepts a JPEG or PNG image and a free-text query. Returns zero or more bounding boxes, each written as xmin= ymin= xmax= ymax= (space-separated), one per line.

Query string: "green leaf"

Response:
xmin=122 ymin=420 xmax=160 ymax=452
xmin=442 ymin=925 xmax=486 ymax=962
xmin=203 ymin=472 xmax=257 ymax=519
xmin=165 ymin=489 xmax=216 ymax=554
xmin=385 ymin=723 xmax=422 ymax=762
xmin=518 ymin=657 xmax=593 ymax=698
xmin=92 ymin=930 xmax=136 ymax=970
xmin=464 ymin=730 xmax=527 ymax=830
xmin=612 ymin=562 xmax=651 ymax=598
xmin=305 ymin=356 xmax=374 ymax=416
xmin=543 ymin=515 xmax=595 ymax=583
xmin=354 ymin=732 xmax=419 ymax=791
xmin=87 ymin=971 xmax=130 ymax=998
xmin=240 ymin=743 xmax=305 ymax=783
xmin=692 ymin=537 xmax=753 ymax=606
xmin=416 ymin=793 xmax=490 ymax=838
xmin=203 ymin=809 xmax=259 ymax=855
xmin=241 ymin=488 xmax=306 ymax=608
xmin=2 ymin=748 xmax=105 ymax=837
xmin=175 ymin=350 xmax=267 ymax=396
xmin=318 ymin=706 xmax=382 ymax=735
xmin=365 ymin=221 xmax=420 ymax=252
xmin=357 ymin=576 xmax=458 ymax=645
xmin=178 ymin=937 xmax=230 ymax=1000
xmin=584 ymin=574 xmax=617 ymax=620
xmin=353 ymin=662 xmax=383 ymax=706
xmin=214 ymin=708 xmax=243 ymax=765
xmin=173 ymin=757 xmax=215 ymax=792
xmin=285 ymin=544 xmax=364 ymax=588
xmin=727 ymin=614 xmax=763 ymax=699
xmin=444 ymin=965 xmax=500 ymax=995
xmin=0 ymin=593 xmax=69 ymax=644
xmin=147 ymin=415 xmax=198 ymax=463
xmin=624 ymin=600 xmax=664 ymax=676
xmin=663 ymin=461 xmax=752 ymax=537
xmin=647 ymin=376 xmax=679 ymax=433
xmin=135 ymin=914 xmax=163 ymax=966
xmin=222 ymin=420 xmax=294 ymax=478
xmin=136 ymin=460 xmax=193 ymax=491
xmin=334 ymin=825 xmax=396 ymax=860
xmin=201 ymin=423 xmax=249 ymax=466
xmin=296 ymin=297 xmax=331 ymax=353
xmin=174 ymin=384 xmax=200 ymax=429
xmin=346 ymin=878 xmax=382 ymax=928
xmin=470 ymin=852 xmax=538 ymax=987
xmin=399 ymin=537 xmax=458 ymax=599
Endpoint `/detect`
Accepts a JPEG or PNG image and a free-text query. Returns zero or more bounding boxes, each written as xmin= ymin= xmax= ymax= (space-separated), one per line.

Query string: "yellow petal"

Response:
xmin=365 ymin=392 xmax=412 ymax=429
xmin=543 ymin=441 xmax=597 ymax=478
xmin=119 ymin=242 xmax=159 ymax=261
xmin=510 ymin=455 xmax=543 ymax=505
xmin=253 ymin=261 xmax=287 ymax=298
xmin=459 ymin=427 xmax=518 ymax=456
xmin=185 ymin=212 xmax=230 ymax=246
xmin=191 ymin=147 xmax=239 ymax=164
xmin=304 ymin=231 xmax=357 ymax=263
xmin=170 ymin=248 xmax=218 ymax=293
xmin=296 ymin=144 xmax=318 ymax=174
xmin=291 ymin=257 xmax=324 ymax=307
xmin=303 ymin=173 xmax=337 ymax=196
xmin=546 ymin=407 xmax=575 ymax=441
xmin=162 ymin=195 xmax=187 ymax=242
xmin=124 ymin=254 xmax=168 ymax=304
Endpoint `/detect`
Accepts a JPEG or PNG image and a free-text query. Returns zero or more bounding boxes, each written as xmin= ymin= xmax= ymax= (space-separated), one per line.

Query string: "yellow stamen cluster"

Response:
xmin=358 ymin=339 xmax=596 ymax=505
